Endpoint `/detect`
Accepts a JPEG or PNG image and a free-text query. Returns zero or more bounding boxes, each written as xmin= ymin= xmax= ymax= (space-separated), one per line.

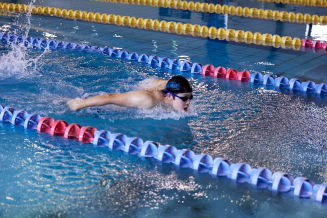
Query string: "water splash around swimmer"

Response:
xmin=0 ymin=0 xmax=48 ymax=78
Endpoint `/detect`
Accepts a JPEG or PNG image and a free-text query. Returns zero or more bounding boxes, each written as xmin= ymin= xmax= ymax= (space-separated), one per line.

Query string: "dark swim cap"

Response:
xmin=163 ymin=75 xmax=192 ymax=94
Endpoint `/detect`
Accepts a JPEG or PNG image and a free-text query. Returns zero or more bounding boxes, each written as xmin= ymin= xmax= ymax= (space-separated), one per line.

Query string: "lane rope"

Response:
xmin=0 ymin=3 xmax=326 ymax=51
xmin=88 ymin=0 xmax=327 ymax=25
xmin=257 ymin=0 xmax=327 ymax=8
xmin=1 ymin=32 xmax=327 ymax=98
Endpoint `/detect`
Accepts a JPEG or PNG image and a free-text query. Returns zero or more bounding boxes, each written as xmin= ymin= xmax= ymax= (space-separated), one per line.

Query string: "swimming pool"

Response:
xmin=1 ymin=0 xmax=327 ymax=217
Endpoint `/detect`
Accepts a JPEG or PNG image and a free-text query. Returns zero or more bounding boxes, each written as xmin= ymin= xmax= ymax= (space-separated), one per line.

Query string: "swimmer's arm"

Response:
xmin=68 ymin=90 xmax=157 ymax=111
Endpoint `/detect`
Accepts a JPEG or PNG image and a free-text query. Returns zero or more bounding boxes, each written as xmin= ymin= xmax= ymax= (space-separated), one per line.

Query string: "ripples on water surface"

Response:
xmin=1 ymin=46 xmax=327 ymax=217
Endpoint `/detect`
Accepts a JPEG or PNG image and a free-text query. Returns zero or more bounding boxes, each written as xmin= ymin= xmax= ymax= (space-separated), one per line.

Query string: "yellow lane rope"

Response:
xmin=0 ymin=3 xmax=311 ymax=51
xmin=88 ymin=0 xmax=327 ymax=25
xmin=257 ymin=0 xmax=327 ymax=8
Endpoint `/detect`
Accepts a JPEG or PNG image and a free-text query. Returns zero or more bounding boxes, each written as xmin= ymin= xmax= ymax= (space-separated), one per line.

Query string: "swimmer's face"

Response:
xmin=171 ymin=92 xmax=193 ymax=112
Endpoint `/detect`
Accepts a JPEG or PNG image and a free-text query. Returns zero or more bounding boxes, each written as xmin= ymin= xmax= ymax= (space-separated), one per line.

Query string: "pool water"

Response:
xmin=1 ymin=0 xmax=327 ymax=217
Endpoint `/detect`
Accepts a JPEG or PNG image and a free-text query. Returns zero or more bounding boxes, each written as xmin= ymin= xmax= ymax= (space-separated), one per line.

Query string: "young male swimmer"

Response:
xmin=67 ymin=75 xmax=193 ymax=112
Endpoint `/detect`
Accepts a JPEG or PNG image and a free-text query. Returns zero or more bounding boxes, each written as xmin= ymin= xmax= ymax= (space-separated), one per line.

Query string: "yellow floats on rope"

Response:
xmin=0 ymin=3 xmax=309 ymax=50
xmin=257 ymin=0 xmax=327 ymax=8
xmin=88 ymin=0 xmax=327 ymax=25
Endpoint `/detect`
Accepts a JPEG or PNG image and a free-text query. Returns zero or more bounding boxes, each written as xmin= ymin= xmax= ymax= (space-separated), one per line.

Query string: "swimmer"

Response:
xmin=67 ymin=75 xmax=193 ymax=112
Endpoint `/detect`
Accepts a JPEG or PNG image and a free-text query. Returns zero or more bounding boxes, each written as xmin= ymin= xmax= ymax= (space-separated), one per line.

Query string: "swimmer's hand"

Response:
xmin=67 ymin=98 xmax=86 ymax=111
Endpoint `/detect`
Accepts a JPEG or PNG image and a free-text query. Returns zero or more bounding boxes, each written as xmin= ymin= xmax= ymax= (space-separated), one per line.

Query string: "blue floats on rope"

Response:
xmin=302 ymin=81 xmax=316 ymax=93
xmin=49 ymin=40 xmax=58 ymax=49
xmin=124 ymin=137 xmax=143 ymax=154
xmin=315 ymin=83 xmax=327 ymax=95
xmin=17 ymin=35 xmax=25 ymax=44
xmin=93 ymin=130 xmax=111 ymax=147
xmin=191 ymin=63 xmax=202 ymax=74
xmin=250 ymin=73 xmax=263 ymax=84
xmin=157 ymin=145 xmax=177 ymax=163
xmin=9 ymin=34 xmax=17 ymax=44
xmin=250 ymin=73 xmax=325 ymax=97
xmin=24 ymin=36 xmax=33 ymax=48
xmin=212 ymin=158 xmax=232 ymax=176
xmin=1 ymin=32 xmax=9 ymax=42
xmin=293 ymin=177 xmax=315 ymax=198
xmin=0 ymin=105 xmax=41 ymax=130
xmin=66 ymin=42 xmax=77 ymax=50
xmin=271 ymin=172 xmax=294 ymax=192
xmin=159 ymin=57 xmax=170 ymax=68
xmin=32 ymin=38 xmax=41 ymax=48
xmin=180 ymin=61 xmax=191 ymax=72
xmin=11 ymin=110 xmax=28 ymax=126
xmin=275 ymin=76 xmax=289 ymax=89
xmin=148 ymin=56 xmax=160 ymax=66
xmin=313 ymin=183 xmax=327 ymax=204
xmin=290 ymin=78 xmax=302 ymax=91
xmin=0 ymin=107 xmax=15 ymax=122
xmin=118 ymin=50 xmax=129 ymax=58
xmin=140 ymin=141 xmax=159 ymax=158
xmin=192 ymin=154 xmax=213 ymax=173
xmin=75 ymin=44 xmax=86 ymax=51
xmin=263 ymin=74 xmax=275 ymax=86
xmin=41 ymin=39 xmax=50 ymax=48
xmin=128 ymin=52 xmax=139 ymax=61
xmin=230 ymin=163 xmax=251 ymax=183
xmin=57 ymin=41 xmax=67 ymax=50
xmin=111 ymin=49 xmax=120 ymax=57
xmin=174 ymin=149 xmax=195 ymax=168
xmin=24 ymin=114 xmax=40 ymax=129
xmin=108 ymin=133 xmax=127 ymax=150
xmin=169 ymin=59 xmax=182 ymax=70
xmin=250 ymin=167 xmax=272 ymax=188
xmin=138 ymin=54 xmax=149 ymax=63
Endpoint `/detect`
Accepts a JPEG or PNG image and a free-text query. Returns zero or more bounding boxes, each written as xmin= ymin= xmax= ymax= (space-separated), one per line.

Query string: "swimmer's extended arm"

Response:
xmin=68 ymin=90 xmax=158 ymax=111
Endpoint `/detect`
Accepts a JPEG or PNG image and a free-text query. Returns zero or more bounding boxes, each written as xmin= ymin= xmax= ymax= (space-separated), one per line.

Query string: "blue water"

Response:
xmin=1 ymin=0 xmax=327 ymax=217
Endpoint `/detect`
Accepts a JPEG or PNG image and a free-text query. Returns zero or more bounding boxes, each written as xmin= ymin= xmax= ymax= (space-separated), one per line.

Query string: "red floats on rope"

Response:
xmin=226 ymin=69 xmax=238 ymax=80
xmin=37 ymin=117 xmax=55 ymax=133
xmin=237 ymin=70 xmax=250 ymax=82
xmin=64 ymin=123 xmax=81 ymax=139
xmin=301 ymin=39 xmax=326 ymax=49
xmin=79 ymin=126 xmax=97 ymax=144
xmin=36 ymin=116 xmax=96 ymax=144
xmin=50 ymin=120 xmax=68 ymax=136
xmin=201 ymin=65 xmax=216 ymax=77
xmin=215 ymin=67 xmax=227 ymax=78
xmin=201 ymin=65 xmax=227 ymax=78
xmin=201 ymin=66 xmax=248 ymax=81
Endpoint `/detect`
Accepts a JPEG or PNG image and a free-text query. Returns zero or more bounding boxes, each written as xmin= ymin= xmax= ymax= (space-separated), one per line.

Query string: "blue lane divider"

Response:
xmin=1 ymin=104 xmax=327 ymax=205
xmin=2 ymin=32 xmax=327 ymax=98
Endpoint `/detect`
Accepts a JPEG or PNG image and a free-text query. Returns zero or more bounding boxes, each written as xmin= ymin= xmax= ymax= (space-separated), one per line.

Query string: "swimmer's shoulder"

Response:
xmin=151 ymin=79 xmax=168 ymax=90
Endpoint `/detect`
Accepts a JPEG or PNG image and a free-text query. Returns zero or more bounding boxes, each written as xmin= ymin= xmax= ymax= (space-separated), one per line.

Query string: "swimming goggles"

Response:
xmin=163 ymin=89 xmax=193 ymax=102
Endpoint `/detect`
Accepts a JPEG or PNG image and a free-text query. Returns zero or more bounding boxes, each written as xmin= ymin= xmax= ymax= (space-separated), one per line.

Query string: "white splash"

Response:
xmin=0 ymin=0 xmax=50 ymax=78
xmin=0 ymin=43 xmax=49 ymax=78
